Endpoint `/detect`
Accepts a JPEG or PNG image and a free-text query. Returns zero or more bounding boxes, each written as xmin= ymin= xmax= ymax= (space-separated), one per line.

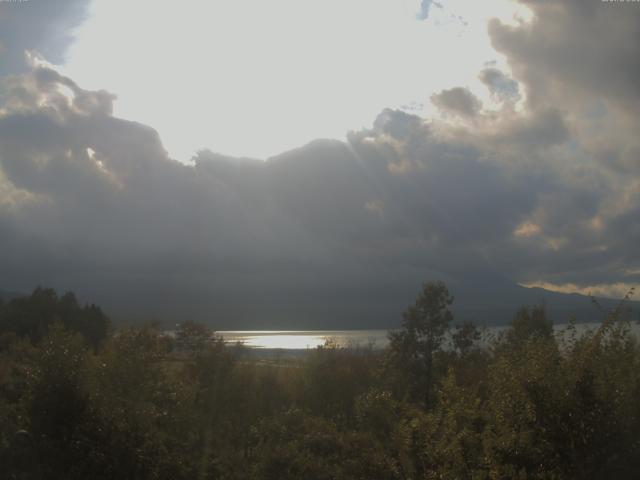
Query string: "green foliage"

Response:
xmin=1 ymin=283 xmax=640 ymax=479
xmin=480 ymin=318 xmax=640 ymax=479
xmin=387 ymin=281 xmax=454 ymax=406
xmin=0 ymin=287 xmax=110 ymax=349
xmin=300 ymin=340 xmax=377 ymax=421
xmin=76 ymin=325 xmax=193 ymax=479
xmin=505 ymin=304 xmax=553 ymax=346
xmin=452 ymin=320 xmax=482 ymax=357
xmin=421 ymin=369 xmax=488 ymax=479
xmin=251 ymin=409 xmax=401 ymax=480
xmin=175 ymin=319 xmax=216 ymax=352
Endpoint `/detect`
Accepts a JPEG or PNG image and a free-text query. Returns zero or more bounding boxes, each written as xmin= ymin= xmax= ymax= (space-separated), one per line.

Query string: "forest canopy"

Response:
xmin=1 ymin=283 xmax=639 ymax=479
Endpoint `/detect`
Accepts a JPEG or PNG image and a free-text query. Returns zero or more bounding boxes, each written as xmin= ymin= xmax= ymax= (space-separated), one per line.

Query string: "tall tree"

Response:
xmin=388 ymin=281 xmax=453 ymax=408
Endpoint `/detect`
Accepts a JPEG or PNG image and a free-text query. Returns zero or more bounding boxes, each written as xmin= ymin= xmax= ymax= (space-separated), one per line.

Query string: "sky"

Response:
xmin=0 ymin=0 xmax=639 ymax=326
xmin=60 ymin=0 xmax=528 ymax=160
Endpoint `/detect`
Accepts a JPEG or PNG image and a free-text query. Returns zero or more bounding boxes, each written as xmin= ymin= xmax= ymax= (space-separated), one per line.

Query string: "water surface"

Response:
xmin=219 ymin=322 xmax=640 ymax=350
xmin=219 ymin=330 xmax=389 ymax=350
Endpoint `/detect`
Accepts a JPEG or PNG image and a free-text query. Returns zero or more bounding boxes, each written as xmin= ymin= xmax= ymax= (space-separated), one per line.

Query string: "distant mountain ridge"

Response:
xmin=1 ymin=282 xmax=636 ymax=330
xmin=450 ymin=280 xmax=638 ymax=327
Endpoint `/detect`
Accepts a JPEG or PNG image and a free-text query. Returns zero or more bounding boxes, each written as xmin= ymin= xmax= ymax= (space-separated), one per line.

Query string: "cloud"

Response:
xmin=521 ymin=281 xmax=635 ymax=301
xmin=489 ymin=0 xmax=640 ymax=114
xmin=0 ymin=0 xmax=91 ymax=76
xmin=487 ymin=0 xmax=640 ymax=177
xmin=1 ymin=0 xmax=639 ymax=325
xmin=0 ymin=68 xmax=523 ymax=325
xmin=417 ymin=0 xmax=440 ymax=20
xmin=431 ymin=87 xmax=482 ymax=117
xmin=1 ymin=62 xmax=638 ymax=325
xmin=479 ymin=67 xmax=520 ymax=102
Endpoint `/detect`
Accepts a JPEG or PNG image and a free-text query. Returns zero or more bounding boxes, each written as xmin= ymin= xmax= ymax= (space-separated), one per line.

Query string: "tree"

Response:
xmin=506 ymin=304 xmax=552 ymax=346
xmin=0 ymin=287 xmax=110 ymax=348
xmin=452 ymin=320 xmax=481 ymax=357
xmin=388 ymin=281 xmax=453 ymax=408
xmin=174 ymin=320 xmax=215 ymax=353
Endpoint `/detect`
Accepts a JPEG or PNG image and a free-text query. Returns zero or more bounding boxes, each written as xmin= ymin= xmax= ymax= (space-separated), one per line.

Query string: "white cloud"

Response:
xmin=521 ymin=282 xmax=635 ymax=301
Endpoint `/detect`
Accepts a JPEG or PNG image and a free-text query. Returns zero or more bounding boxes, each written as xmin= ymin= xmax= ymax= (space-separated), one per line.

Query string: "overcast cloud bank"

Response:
xmin=1 ymin=0 xmax=639 ymax=326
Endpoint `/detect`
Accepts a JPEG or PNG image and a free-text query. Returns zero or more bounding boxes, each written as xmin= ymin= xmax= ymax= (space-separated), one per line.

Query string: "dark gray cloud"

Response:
xmin=489 ymin=0 xmax=640 ymax=114
xmin=481 ymin=0 xmax=640 ymax=289
xmin=431 ymin=87 xmax=482 ymax=117
xmin=0 ymin=65 xmax=632 ymax=327
xmin=1 ymin=0 xmax=639 ymax=326
xmin=0 ymin=0 xmax=91 ymax=76
xmin=486 ymin=0 xmax=640 ymax=192
xmin=479 ymin=67 xmax=520 ymax=102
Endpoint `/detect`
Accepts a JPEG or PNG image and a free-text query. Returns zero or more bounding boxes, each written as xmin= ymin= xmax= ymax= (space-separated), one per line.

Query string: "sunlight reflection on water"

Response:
xmin=218 ymin=330 xmax=389 ymax=350
xmin=218 ymin=322 xmax=640 ymax=350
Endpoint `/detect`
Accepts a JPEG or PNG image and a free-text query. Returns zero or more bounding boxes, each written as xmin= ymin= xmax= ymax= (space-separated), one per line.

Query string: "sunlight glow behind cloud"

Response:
xmin=3 ymin=0 xmax=640 ymax=323
xmin=60 ymin=0 xmax=526 ymax=161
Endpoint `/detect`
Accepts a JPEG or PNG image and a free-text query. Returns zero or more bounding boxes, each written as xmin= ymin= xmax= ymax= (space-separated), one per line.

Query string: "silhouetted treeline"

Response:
xmin=0 ymin=287 xmax=110 ymax=349
xmin=1 ymin=283 xmax=639 ymax=479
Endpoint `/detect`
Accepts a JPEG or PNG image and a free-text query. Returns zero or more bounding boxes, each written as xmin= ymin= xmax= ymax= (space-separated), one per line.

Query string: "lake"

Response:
xmin=218 ymin=322 xmax=640 ymax=350
xmin=219 ymin=330 xmax=388 ymax=350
